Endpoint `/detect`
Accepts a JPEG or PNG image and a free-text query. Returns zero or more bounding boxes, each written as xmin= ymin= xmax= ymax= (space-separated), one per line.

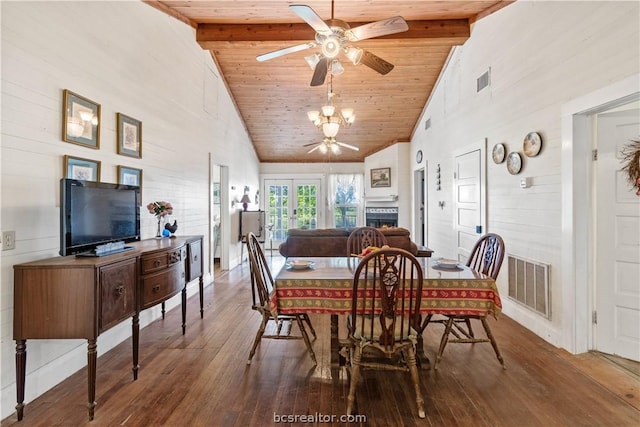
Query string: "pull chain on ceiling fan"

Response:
xmin=256 ymin=1 xmax=408 ymax=86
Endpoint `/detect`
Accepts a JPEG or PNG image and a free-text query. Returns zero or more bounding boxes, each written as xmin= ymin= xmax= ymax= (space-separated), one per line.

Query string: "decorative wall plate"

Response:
xmin=507 ymin=152 xmax=522 ymax=175
xmin=416 ymin=149 xmax=423 ymax=164
xmin=523 ymin=132 xmax=542 ymax=157
xmin=492 ymin=143 xmax=506 ymax=164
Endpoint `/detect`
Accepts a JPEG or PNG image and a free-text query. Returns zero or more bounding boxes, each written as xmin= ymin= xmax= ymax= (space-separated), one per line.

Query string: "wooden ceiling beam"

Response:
xmin=196 ymin=19 xmax=470 ymax=43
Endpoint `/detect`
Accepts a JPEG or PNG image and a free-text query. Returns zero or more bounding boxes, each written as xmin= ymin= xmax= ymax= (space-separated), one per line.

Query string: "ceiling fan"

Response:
xmin=305 ymin=136 xmax=359 ymax=154
xmin=256 ymin=1 xmax=409 ymax=86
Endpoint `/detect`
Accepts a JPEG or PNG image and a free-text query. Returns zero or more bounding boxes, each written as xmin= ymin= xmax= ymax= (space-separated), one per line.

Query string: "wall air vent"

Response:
xmin=477 ymin=68 xmax=490 ymax=92
xmin=424 ymin=118 xmax=431 ymax=130
xmin=507 ymin=254 xmax=550 ymax=319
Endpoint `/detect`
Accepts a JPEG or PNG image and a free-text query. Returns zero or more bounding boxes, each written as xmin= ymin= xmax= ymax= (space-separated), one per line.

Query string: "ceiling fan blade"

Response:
xmin=256 ymin=42 xmax=315 ymax=62
xmin=290 ymin=5 xmax=332 ymax=34
xmin=307 ymin=144 xmax=322 ymax=154
xmin=303 ymin=141 xmax=320 ymax=147
xmin=335 ymin=141 xmax=359 ymax=151
xmin=347 ymin=16 xmax=409 ymax=41
xmin=310 ymin=56 xmax=329 ymax=86
xmin=359 ymin=49 xmax=394 ymax=75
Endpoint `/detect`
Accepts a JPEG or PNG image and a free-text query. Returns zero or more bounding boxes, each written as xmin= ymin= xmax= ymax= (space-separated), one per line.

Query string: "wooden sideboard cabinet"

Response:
xmin=13 ymin=235 xmax=204 ymax=421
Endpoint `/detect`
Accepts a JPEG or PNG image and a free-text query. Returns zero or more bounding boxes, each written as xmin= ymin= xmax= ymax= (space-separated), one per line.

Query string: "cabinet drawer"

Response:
xmin=140 ymin=249 xmax=183 ymax=274
xmin=99 ymin=259 xmax=137 ymax=332
xmin=140 ymin=263 xmax=184 ymax=310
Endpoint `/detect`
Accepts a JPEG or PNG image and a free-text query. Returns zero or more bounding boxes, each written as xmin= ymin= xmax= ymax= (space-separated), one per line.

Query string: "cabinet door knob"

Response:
xmin=154 ymin=260 xmax=161 ymax=267
xmin=115 ymin=286 xmax=125 ymax=296
xmin=152 ymin=285 xmax=161 ymax=293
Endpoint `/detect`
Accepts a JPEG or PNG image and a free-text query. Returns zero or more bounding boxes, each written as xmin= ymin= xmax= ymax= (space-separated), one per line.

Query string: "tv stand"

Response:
xmin=13 ymin=235 xmax=203 ymax=421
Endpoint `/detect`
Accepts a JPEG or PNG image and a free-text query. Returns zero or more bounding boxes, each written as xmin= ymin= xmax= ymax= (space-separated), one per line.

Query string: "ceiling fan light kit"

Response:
xmin=306 ymin=137 xmax=358 ymax=155
xmin=256 ymin=2 xmax=408 ymax=86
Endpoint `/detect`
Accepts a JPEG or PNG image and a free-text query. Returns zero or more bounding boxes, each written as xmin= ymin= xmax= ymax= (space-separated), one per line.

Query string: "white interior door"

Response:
xmin=595 ymin=106 xmax=640 ymax=361
xmin=454 ymin=146 xmax=485 ymax=261
xmin=265 ymin=179 xmax=321 ymax=246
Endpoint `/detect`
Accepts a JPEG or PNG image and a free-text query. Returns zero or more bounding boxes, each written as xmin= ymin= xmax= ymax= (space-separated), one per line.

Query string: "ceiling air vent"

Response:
xmin=477 ymin=68 xmax=490 ymax=92
xmin=424 ymin=118 xmax=431 ymax=130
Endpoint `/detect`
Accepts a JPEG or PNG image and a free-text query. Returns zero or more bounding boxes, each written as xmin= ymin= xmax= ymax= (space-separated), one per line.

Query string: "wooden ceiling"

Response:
xmin=144 ymin=1 xmax=514 ymax=163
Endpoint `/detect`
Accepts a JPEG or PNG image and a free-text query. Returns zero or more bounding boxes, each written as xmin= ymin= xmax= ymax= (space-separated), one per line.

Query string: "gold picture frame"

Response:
xmin=62 ymin=89 xmax=101 ymax=149
xmin=117 ymin=113 xmax=142 ymax=158
xmin=118 ymin=165 xmax=143 ymax=202
xmin=370 ymin=167 xmax=391 ymax=188
xmin=64 ymin=155 xmax=101 ymax=181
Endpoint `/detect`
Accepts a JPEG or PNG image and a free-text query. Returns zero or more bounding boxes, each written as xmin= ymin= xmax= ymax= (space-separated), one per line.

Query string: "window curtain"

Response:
xmin=328 ymin=173 xmax=364 ymax=227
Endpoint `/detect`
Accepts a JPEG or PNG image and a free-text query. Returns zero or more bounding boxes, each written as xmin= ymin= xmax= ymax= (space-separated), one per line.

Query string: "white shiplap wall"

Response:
xmin=411 ymin=1 xmax=639 ymax=349
xmin=0 ymin=2 xmax=259 ymax=418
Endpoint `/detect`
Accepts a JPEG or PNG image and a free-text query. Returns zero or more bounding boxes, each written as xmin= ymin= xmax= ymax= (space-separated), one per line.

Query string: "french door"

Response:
xmin=265 ymin=179 xmax=322 ymax=246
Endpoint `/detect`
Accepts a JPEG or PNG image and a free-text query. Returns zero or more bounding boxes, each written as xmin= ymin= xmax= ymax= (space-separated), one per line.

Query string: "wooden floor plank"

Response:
xmin=2 ymin=256 xmax=639 ymax=427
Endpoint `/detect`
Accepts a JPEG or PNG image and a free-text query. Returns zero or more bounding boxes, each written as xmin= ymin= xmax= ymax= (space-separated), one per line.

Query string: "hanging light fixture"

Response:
xmin=306 ymin=75 xmax=355 ymax=138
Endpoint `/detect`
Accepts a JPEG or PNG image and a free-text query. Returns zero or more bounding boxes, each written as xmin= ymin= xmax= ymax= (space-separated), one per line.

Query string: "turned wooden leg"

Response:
xmin=132 ymin=314 xmax=140 ymax=380
xmin=161 ymin=302 xmax=166 ymax=319
xmin=481 ymin=317 xmax=505 ymax=368
xmin=406 ymin=347 xmax=426 ymax=419
xmin=416 ymin=315 xmax=432 ymax=370
xmin=247 ymin=314 xmax=269 ymax=365
xmin=330 ymin=314 xmax=342 ymax=367
xmin=415 ymin=332 xmax=431 ymax=370
xmin=87 ymin=339 xmax=97 ymax=421
xmin=181 ymin=286 xmax=187 ymax=335
xmin=346 ymin=345 xmax=362 ymax=416
xmin=295 ymin=315 xmax=317 ymax=365
xmin=199 ymin=276 xmax=204 ymax=318
xmin=15 ymin=340 xmax=26 ymax=421
xmin=435 ymin=317 xmax=455 ymax=370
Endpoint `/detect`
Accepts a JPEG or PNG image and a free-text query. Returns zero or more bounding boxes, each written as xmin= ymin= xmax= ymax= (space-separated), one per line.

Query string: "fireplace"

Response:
xmin=365 ymin=207 xmax=398 ymax=228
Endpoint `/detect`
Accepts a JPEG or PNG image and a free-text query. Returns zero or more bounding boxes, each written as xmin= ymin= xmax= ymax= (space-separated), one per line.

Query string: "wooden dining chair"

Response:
xmin=346 ymin=248 xmax=426 ymax=419
xmin=245 ymin=232 xmax=317 ymax=365
xmin=346 ymin=226 xmax=388 ymax=260
xmin=430 ymin=233 xmax=506 ymax=370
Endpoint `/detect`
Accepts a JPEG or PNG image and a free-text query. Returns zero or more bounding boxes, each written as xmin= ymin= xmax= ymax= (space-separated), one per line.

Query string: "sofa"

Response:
xmin=278 ymin=227 xmax=431 ymax=258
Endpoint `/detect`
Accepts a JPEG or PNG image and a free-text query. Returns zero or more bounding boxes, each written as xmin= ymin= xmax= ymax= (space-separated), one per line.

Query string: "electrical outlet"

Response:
xmin=2 ymin=231 xmax=15 ymax=250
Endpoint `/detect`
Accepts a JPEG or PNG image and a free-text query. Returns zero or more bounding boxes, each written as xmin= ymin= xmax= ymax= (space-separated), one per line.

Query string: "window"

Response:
xmin=328 ymin=174 xmax=363 ymax=229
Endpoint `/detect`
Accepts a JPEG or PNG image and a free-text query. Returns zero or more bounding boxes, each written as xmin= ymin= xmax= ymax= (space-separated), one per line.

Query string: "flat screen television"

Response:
xmin=60 ymin=178 xmax=141 ymax=256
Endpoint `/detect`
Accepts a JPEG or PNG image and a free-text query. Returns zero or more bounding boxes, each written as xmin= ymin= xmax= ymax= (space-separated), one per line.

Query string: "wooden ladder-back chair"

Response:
xmin=346 ymin=248 xmax=426 ymax=419
xmin=347 ymin=226 xmax=388 ymax=263
xmin=245 ymin=232 xmax=317 ymax=365
xmin=432 ymin=233 xmax=506 ymax=370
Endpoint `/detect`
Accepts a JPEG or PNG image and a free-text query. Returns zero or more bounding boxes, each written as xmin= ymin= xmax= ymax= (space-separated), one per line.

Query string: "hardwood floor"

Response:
xmin=3 ymin=256 xmax=639 ymax=426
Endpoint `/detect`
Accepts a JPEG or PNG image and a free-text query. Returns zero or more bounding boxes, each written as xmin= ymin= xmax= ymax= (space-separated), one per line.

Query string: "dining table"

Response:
xmin=271 ymin=256 xmax=502 ymax=368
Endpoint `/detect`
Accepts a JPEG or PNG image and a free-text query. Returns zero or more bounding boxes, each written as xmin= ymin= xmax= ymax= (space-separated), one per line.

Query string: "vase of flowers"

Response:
xmin=147 ymin=201 xmax=173 ymax=238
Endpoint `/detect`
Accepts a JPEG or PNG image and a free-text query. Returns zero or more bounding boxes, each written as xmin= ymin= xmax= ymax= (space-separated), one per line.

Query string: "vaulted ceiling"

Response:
xmin=144 ymin=1 xmax=514 ymax=162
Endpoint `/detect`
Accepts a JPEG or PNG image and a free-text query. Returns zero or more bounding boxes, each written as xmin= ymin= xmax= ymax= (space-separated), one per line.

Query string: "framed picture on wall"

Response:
xmin=117 ymin=113 xmax=142 ymax=158
xmin=64 ymin=155 xmax=101 ymax=181
xmin=118 ymin=164 xmax=142 ymax=186
xmin=62 ymin=89 xmax=101 ymax=149
xmin=370 ymin=167 xmax=391 ymax=188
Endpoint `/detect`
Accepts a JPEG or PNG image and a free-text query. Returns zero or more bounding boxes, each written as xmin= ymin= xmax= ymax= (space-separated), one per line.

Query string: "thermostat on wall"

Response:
xmin=520 ymin=177 xmax=531 ymax=188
